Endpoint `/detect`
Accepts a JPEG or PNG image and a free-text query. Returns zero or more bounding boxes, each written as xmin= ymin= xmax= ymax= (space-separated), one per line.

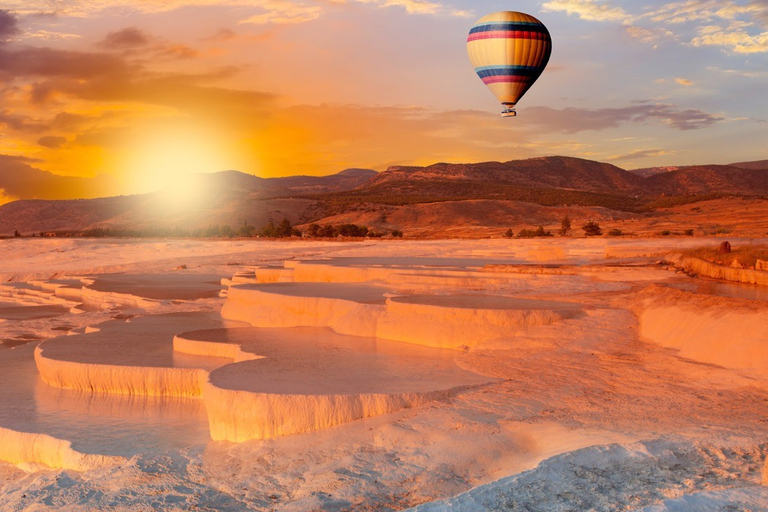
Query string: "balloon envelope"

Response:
xmin=467 ymin=11 xmax=552 ymax=116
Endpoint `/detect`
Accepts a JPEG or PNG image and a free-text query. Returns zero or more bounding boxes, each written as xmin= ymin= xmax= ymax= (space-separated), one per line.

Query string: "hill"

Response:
xmin=3 ymin=156 xmax=768 ymax=238
xmin=628 ymin=166 xmax=680 ymax=178
xmin=643 ymin=165 xmax=768 ymax=196
xmin=729 ymin=160 xmax=768 ymax=171
xmin=0 ymin=169 xmax=376 ymax=236
xmin=369 ymin=156 xmax=645 ymax=194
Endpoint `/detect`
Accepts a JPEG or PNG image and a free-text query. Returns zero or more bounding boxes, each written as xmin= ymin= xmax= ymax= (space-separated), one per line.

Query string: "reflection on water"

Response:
xmin=0 ymin=344 xmax=211 ymax=457
xmin=668 ymin=278 xmax=768 ymax=302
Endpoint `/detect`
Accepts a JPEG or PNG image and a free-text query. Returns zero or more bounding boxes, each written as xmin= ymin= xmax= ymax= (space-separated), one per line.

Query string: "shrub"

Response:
xmin=338 ymin=224 xmax=369 ymax=237
xmin=319 ymin=224 xmax=337 ymax=237
xmin=260 ymin=221 xmax=278 ymax=238
xmin=277 ymin=218 xmax=294 ymax=237
xmin=238 ymin=224 xmax=256 ymax=237
xmin=259 ymin=218 xmax=300 ymax=238
xmin=660 ymin=230 xmax=671 ymax=236
xmin=391 ymin=229 xmax=403 ymax=238
xmin=516 ymin=229 xmax=537 ymax=238
xmin=582 ymin=221 xmax=602 ymax=237
xmin=608 ymin=228 xmax=623 ymax=237
xmin=559 ymin=215 xmax=571 ymax=236
xmin=202 ymin=224 xmax=221 ymax=237
xmin=516 ymin=226 xmax=552 ymax=238
xmin=684 ymin=229 xmax=694 ymax=236
xmin=504 ymin=228 xmax=514 ymax=238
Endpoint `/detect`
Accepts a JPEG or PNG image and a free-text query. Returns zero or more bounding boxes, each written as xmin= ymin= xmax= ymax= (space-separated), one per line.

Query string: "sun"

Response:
xmin=123 ymin=125 xmax=232 ymax=194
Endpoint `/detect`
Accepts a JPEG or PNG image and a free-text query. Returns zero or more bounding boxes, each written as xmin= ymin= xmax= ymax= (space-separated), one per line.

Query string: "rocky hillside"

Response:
xmin=729 ymin=160 xmax=768 ymax=171
xmin=0 ymin=169 xmax=375 ymax=235
xmin=3 ymin=156 xmax=768 ymax=237
xmin=369 ymin=156 xmax=645 ymax=194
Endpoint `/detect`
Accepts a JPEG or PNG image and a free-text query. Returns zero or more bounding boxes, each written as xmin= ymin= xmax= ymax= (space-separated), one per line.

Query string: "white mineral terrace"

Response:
xmin=1 ymin=238 xmax=768 ymax=511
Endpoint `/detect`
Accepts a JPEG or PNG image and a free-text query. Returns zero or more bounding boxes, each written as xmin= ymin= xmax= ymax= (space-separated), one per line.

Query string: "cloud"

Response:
xmin=0 ymin=10 xmax=19 ymax=42
xmin=607 ymin=149 xmax=671 ymax=162
xmin=644 ymin=0 xmax=767 ymax=25
xmin=524 ymin=103 xmax=723 ymax=132
xmin=541 ymin=0 xmax=632 ymax=23
xmin=353 ymin=0 xmax=443 ymax=15
xmin=0 ymin=46 xmax=129 ymax=81
xmin=7 ymin=0 xmax=465 ymax=22
xmin=239 ymin=1 xmax=322 ymax=24
xmin=543 ymin=0 xmax=768 ymax=53
xmin=0 ymin=110 xmax=48 ymax=133
xmin=640 ymin=0 xmax=768 ymax=53
xmin=37 ymin=135 xmax=67 ymax=149
xmin=675 ymin=77 xmax=693 ymax=85
xmin=154 ymin=44 xmax=199 ymax=59
xmin=101 ymin=27 xmax=150 ymax=49
xmin=690 ymin=25 xmax=768 ymax=53
xmin=0 ymin=154 xmax=118 ymax=200
xmin=22 ymin=29 xmax=82 ymax=41
xmin=5 ymin=1 xmax=325 ymax=24
xmin=625 ymin=25 xmax=675 ymax=45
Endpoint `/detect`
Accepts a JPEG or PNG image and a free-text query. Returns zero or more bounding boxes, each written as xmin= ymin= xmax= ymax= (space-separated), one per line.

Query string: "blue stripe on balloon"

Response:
xmin=468 ymin=22 xmax=549 ymax=35
xmin=474 ymin=65 xmax=539 ymax=72
xmin=474 ymin=66 xmax=541 ymax=78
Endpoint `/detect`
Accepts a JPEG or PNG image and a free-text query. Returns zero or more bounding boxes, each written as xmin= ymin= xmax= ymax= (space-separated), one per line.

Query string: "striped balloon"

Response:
xmin=467 ymin=11 xmax=552 ymax=117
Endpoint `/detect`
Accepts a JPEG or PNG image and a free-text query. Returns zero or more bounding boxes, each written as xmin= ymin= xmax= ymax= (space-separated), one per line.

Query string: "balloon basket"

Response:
xmin=501 ymin=108 xmax=517 ymax=118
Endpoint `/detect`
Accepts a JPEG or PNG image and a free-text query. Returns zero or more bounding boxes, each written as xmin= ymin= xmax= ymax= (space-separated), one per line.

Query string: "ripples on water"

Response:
xmin=0 ymin=344 xmax=211 ymax=457
xmin=668 ymin=278 xmax=768 ymax=302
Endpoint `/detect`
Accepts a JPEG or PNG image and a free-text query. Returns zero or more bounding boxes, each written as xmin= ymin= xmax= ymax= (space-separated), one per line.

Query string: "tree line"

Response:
xmin=25 ymin=218 xmax=404 ymax=239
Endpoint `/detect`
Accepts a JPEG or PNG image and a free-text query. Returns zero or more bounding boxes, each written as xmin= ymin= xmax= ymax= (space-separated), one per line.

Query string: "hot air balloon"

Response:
xmin=467 ymin=11 xmax=552 ymax=117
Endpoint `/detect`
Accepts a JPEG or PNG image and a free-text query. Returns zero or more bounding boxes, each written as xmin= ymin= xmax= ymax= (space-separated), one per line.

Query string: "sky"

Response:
xmin=0 ymin=0 xmax=767 ymax=202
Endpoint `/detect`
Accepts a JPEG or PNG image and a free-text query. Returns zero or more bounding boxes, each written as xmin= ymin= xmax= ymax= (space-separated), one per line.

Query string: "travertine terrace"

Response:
xmin=2 ymin=237 xmax=768 ymax=511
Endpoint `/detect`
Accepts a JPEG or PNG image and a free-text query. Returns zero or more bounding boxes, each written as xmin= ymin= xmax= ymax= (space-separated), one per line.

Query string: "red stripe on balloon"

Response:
xmin=467 ymin=31 xmax=549 ymax=42
xmin=481 ymin=76 xmax=532 ymax=84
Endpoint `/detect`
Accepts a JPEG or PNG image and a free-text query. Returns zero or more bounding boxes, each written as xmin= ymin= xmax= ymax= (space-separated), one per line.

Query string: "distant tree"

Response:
xmin=260 ymin=221 xmax=278 ymax=238
xmin=307 ymin=223 xmax=320 ymax=237
xmin=559 ymin=215 xmax=571 ymax=236
xmin=202 ymin=224 xmax=221 ymax=237
xmin=582 ymin=221 xmax=602 ymax=237
xmin=319 ymin=224 xmax=337 ymax=237
xmin=220 ymin=225 xmax=233 ymax=237
xmin=338 ymin=224 xmax=368 ymax=237
xmin=504 ymin=228 xmax=514 ymax=238
xmin=516 ymin=226 xmax=552 ymax=238
xmin=391 ymin=229 xmax=403 ymax=238
xmin=238 ymin=224 xmax=256 ymax=237
xmin=660 ymin=230 xmax=671 ymax=236
xmin=684 ymin=229 xmax=694 ymax=236
xmin=263 ymin=218 xmax=291 ymax=237
xmin=14 ymin=230 xmax=21 ymax=237
xmin=608 ymin=228 xmax=623 ymax=237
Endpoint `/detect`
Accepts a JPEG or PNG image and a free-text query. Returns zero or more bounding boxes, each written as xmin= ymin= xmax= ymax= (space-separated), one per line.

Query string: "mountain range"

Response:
xmin=1 ymin=156 xmax=767 ymax=237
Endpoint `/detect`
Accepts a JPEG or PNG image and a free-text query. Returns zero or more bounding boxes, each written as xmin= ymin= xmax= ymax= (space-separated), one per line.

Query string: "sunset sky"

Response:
xmin=0 ymin=0 xmax=767 ymax=202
